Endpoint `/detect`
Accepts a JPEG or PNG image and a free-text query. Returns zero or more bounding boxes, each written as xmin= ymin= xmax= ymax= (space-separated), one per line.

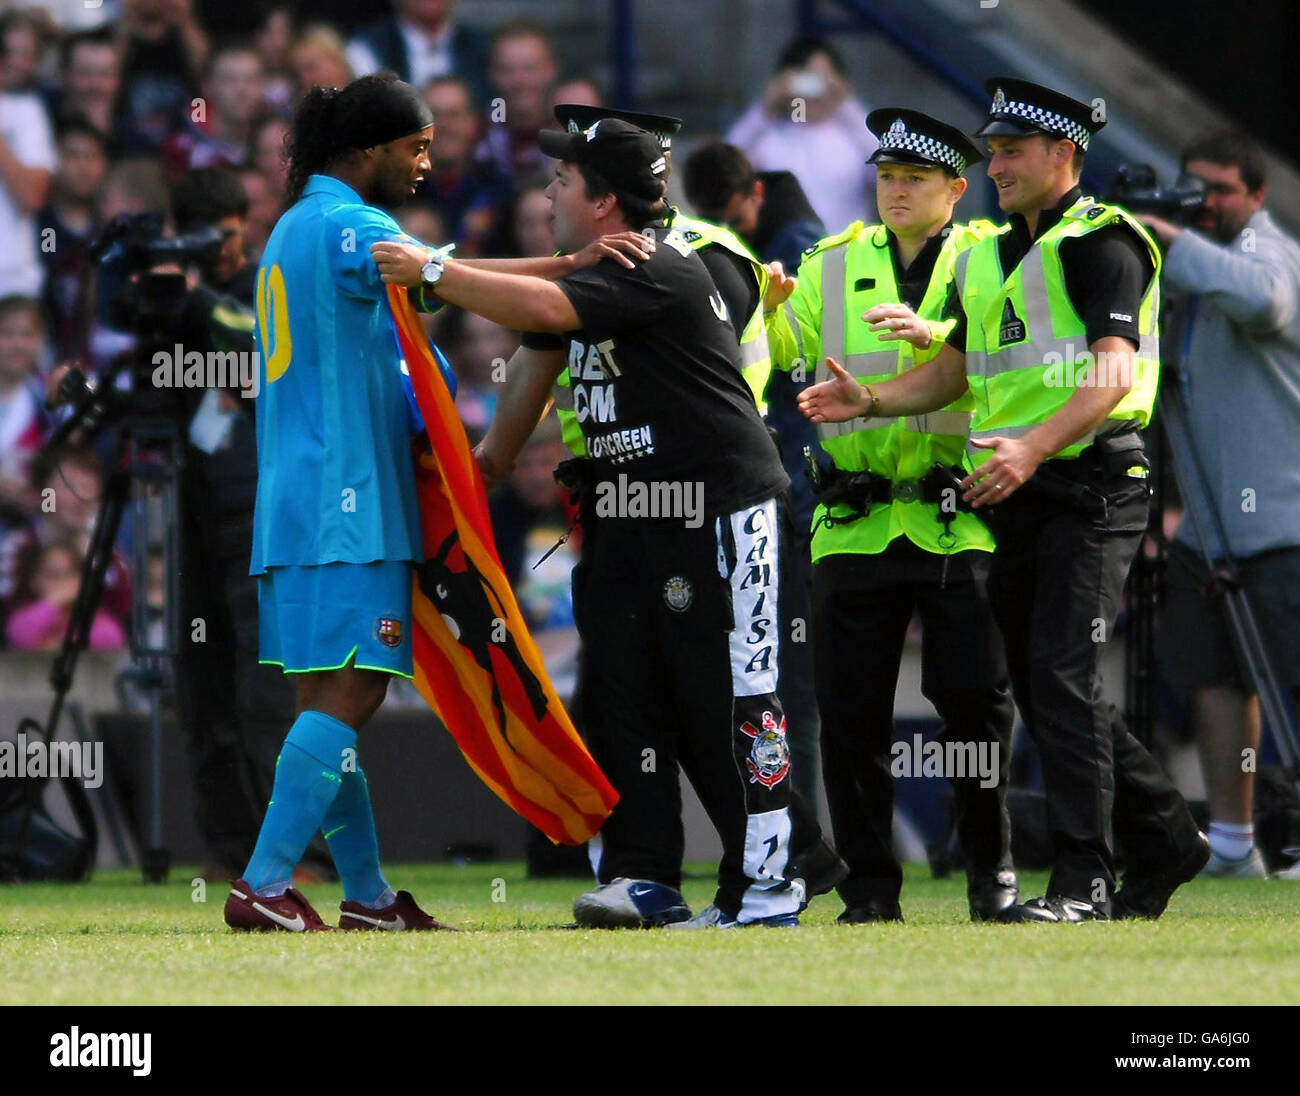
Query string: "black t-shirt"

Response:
xmin=889 ymin=223 xmax=950 ymax=310
xmin=945 ymin=187 xmax=1155 ymax=352
xmin=521 ymin=224 xmax=788 ymax=518
xmin=526 ymin=225 xmax=758 ymax=350
xmin=696 ymin=244 xmax=758 ymax=340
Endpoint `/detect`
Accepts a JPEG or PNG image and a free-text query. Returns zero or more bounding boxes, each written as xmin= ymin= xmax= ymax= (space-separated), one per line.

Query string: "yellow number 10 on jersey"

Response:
xmin=257 ymin=264 xmax=292 ymax=384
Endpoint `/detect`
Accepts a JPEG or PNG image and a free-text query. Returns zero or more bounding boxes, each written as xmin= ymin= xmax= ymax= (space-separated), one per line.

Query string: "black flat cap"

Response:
xmin=538 ymin=117 xmax=668 ymax=201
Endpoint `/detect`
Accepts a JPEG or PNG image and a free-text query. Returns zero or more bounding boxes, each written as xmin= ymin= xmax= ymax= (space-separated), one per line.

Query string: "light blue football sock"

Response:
xmin=243 ymin=710 xmax=356 ymax=897
xmin=322 ymin=764 xmax=391 ymax=905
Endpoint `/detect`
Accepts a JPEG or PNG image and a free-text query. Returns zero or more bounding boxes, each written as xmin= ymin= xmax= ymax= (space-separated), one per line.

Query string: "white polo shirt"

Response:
xmin=0 ymin=92 xmax=56 ymax=299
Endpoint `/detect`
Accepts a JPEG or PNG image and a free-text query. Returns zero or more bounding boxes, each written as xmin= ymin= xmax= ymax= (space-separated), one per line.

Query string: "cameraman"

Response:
xmin=1137 ymin=131 xmax=1300 ymax=879
xmin=169 ymin=166 xmax=329 ymax=883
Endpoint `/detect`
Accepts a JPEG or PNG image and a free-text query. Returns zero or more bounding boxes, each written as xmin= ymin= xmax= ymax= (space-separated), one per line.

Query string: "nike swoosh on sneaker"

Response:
xmin=343 ymin=910 xmax=407 ymax=930
xmin=251 ymin=902 xmax=306 ymax=931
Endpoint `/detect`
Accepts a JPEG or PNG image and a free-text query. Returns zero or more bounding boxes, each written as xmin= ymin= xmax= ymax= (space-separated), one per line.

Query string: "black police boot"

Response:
xmin=837 ymin=898 xmax=904 ymax=924
xmin=967 ymin=868 xmax=1019 ymax=922
xmin=997 ymin=895 xmax=1107 ymax=923
xmin=1112 ymin=832 xmax=1211 ymax=920
xmin=789 ymin=837 xmax=850 ymax=900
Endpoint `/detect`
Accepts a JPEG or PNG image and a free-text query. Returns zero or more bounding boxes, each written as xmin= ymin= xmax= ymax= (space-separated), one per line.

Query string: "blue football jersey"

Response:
xmin=250 ymin=174 xmax=439 ymax=573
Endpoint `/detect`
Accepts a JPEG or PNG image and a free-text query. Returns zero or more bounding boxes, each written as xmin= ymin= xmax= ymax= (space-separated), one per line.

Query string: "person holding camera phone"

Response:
xmin=1137 ymin=132 xmax=1300 ymax=881
xmin=800 ymin=80 xmax=1207 ymax=923
xmin=764 ymin=109 xmax=1017 ymax=924
xmin=727 ymin=36 xmax=877 ymax=234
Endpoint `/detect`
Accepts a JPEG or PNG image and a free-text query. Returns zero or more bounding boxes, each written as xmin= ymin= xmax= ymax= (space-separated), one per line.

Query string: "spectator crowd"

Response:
xmin=0 ymin=0 xmax=881 ymax=660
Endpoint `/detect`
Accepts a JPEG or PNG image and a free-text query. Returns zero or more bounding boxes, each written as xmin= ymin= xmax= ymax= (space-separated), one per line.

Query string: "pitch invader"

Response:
xmin=533 ymin=102 xmax=847 ymax=925
xmin=375 ymin=118 xmax=807 ymax=927
xmin=765 ymin=109 xmax=1017 ymax=922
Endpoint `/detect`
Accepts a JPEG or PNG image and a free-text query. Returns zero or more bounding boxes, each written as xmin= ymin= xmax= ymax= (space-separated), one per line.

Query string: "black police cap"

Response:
xmin=866 ymin=108 xmax=983 ymax=175
xmin=553 ymin=104 xmax=683 ymax=152
xmin=976 ymin=77 xmax=1104 ymax=151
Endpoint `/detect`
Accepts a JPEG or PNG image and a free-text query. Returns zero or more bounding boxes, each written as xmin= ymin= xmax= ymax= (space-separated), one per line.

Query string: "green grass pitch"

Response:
xmin=1 ymin=863 xmax=1297 ymax=1005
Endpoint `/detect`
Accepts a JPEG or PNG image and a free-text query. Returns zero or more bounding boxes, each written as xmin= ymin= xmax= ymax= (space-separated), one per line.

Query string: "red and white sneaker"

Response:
xmin=224 ymin=879 xmax=334 ymax=932
xmin=338 ymin=890 xmax=459 ymax=931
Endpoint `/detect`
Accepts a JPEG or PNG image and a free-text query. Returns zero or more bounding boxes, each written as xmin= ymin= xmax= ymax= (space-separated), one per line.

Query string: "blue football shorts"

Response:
xmin=258 ymin=560 xmax=415 ymax=678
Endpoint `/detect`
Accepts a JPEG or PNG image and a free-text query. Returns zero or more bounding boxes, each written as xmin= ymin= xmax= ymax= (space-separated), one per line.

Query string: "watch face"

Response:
xmin=422 ymin=259 xmax=443 ymax=284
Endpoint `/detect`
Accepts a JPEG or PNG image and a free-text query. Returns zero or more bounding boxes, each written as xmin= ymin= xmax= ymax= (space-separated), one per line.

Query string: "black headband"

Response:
xmin=334 ymin=78 xmax=434 ymax=150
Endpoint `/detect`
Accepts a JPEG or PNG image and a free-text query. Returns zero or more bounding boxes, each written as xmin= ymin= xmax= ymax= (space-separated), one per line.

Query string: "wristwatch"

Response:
xmin=420 ymin=255 xmax=445 ymax=287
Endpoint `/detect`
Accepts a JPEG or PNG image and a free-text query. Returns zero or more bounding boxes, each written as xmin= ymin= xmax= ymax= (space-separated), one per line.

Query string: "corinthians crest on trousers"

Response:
xmin=740 ymin=711 xmax=792 ymax=788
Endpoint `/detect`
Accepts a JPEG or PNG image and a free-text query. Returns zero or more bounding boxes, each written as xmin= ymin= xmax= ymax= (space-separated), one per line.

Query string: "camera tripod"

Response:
xmin=14 ymin=375 xmax=185 ymax=884
xmin=1125 ymin=307 xmax=1299 ymax=789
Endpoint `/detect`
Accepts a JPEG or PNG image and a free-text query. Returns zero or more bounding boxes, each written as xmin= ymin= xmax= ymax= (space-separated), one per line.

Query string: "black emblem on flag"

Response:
xmin=999 ymin=299 xmax=1026 ymax=344
xmin=417 ymin=532 xmax=550 ymax=748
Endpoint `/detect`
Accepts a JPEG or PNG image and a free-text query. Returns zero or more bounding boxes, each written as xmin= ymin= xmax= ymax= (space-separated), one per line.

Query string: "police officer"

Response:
xmin=765 ymin=110 xmax=1016 ymax=922
xmin=799 ymin=80 xmax=1207 ymax=922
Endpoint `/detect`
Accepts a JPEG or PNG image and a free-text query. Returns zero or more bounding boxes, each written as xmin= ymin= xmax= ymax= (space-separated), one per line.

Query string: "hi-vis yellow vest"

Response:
xmin=552 ymin=211 xmax=771 ymax=456
xmin=767 ymin=219 xmax=1001 ymax=560
xmin=953 ymin=196 xmax=1161 ymax=466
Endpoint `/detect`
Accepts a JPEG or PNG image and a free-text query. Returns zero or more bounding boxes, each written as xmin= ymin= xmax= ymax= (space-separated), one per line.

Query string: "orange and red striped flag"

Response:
xmin=386 ymin=286 xmax=618 ymax=844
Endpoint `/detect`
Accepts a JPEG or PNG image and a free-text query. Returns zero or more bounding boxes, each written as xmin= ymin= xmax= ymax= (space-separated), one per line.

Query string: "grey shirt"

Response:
xmin=1163 ymin=210 xmax=1300 ymax=558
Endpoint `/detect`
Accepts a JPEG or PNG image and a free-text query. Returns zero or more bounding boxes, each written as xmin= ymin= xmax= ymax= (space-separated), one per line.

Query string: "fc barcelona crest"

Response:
xmin=375 ymin=616 xmax=404 ymax=647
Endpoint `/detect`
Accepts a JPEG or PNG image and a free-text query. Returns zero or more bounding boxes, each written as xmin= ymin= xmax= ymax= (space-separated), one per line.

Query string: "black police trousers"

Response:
xmin=572 ymin=496 xmax=804 ymax=921
xmin=983 ymin=453 xmax=1201 ymax=903
xmin=176 ymin=506 xmax=329 ymax=876
xmin=812 ymin=537 xmax=1015 ymax=907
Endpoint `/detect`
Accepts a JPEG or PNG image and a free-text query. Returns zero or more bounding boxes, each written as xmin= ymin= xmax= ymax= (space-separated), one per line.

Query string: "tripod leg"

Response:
xmin=6 ymin=456 xmax=132 ymax=871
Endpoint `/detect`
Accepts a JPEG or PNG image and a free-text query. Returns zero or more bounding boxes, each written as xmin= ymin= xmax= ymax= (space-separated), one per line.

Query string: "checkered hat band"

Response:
xmin=879 ymin=130 xmax=966 ymax=174
xmin=1001 ymin=98 xmax=1090 ymax=149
